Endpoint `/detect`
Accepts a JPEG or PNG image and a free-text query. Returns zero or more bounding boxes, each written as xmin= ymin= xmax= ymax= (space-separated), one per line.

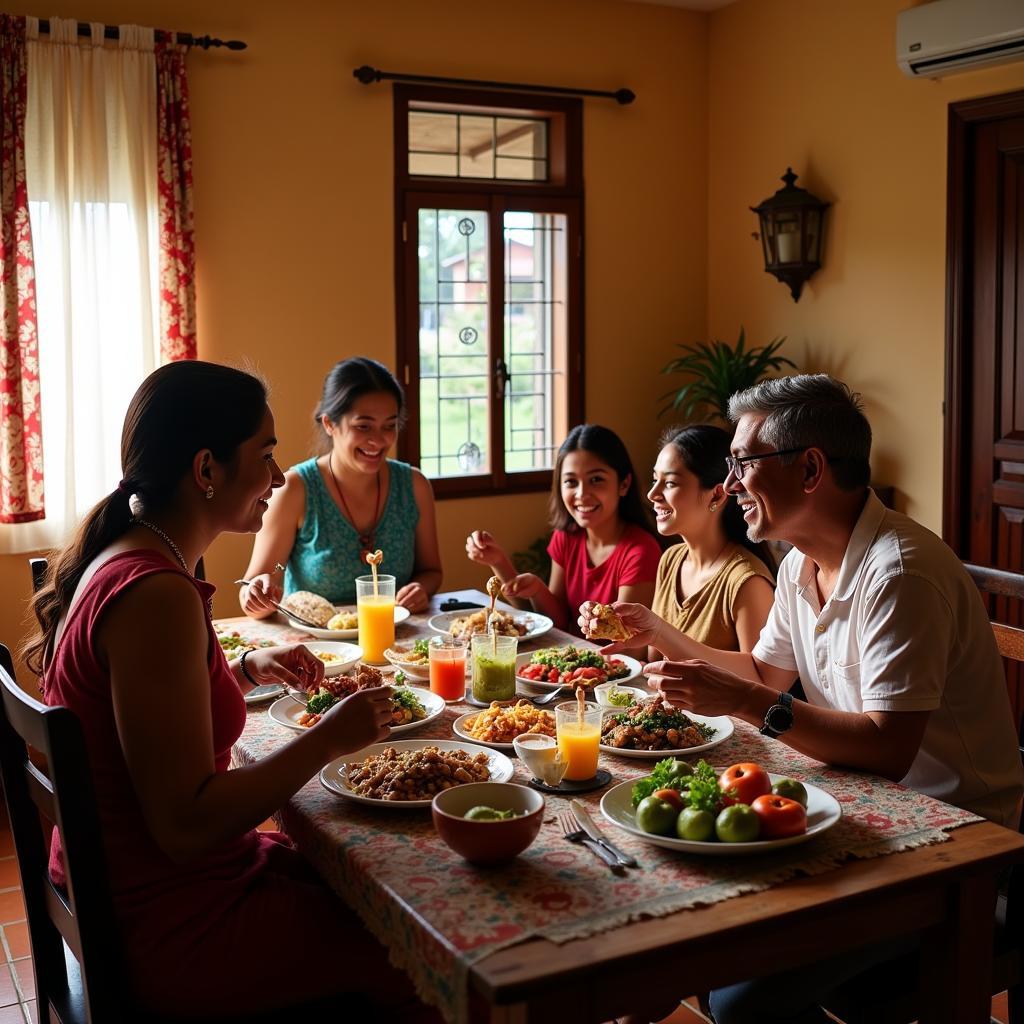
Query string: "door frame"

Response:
xmin=943 ymin=88 xmax=1024 ymax=552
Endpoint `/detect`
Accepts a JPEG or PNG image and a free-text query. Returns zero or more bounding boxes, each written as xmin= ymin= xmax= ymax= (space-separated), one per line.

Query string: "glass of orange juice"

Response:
xmin=555 ymin=701 xmax=603 ymax=781
xmin=428 ymin=636 xmax=467 ymax=702
xmin=355 ymin=574 xmax=395 ymax=664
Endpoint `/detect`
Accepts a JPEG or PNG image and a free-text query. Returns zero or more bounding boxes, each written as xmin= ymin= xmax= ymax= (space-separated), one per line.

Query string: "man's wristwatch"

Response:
xmin=759 ymin=691 xmax=794 ymax=738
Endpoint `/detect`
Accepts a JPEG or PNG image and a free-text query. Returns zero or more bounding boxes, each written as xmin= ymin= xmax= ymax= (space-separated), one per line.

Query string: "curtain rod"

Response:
xmin=35 ymin=19 xmax=247 ymax=50
xmin=353 ymin=65 xmax=635 ymax=105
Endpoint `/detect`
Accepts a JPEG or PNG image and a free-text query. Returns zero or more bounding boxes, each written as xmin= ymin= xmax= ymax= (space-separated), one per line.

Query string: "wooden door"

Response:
xmin=945 ymin=89 xmax=1024 ymax=729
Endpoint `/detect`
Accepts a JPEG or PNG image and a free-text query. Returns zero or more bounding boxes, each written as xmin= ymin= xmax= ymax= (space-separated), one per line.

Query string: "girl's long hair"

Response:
xmin=660 ymin=424 xmax=776 ymax=573
xmin=549 ymin=424 xmax=657 ymax=538
xmin=24 ymin=361 xmax=268 ymax=675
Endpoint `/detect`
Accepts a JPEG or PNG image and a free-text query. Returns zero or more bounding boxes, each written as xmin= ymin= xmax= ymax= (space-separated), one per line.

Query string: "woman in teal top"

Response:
xmin=240 ymin=358 xmax=442 ymax=614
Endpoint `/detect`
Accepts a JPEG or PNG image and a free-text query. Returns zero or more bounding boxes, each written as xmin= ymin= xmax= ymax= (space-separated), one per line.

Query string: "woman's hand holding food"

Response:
xmin=465 ymin=530 xmax=515 ymax=578
xmin=396 ymin=580 xmax=430 ymax=613
xmin=578 ymin=601 xmax=664 ymax=653
xmin=242 ymin=644 xmax=325 ymax=693
xmin=501 ymin=572 xmax=545 ymax=601
xmin=318 ymin=685 xmax=394 ymax=759
xmin=240 ymin=573 xmax=283 ymax=617
xmin=644 ymin=658 xmax=755 ymax=717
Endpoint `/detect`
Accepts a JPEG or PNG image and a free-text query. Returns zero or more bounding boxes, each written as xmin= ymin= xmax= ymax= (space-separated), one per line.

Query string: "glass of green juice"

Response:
xmin=471 ymin=633 xmax=518 ymax=703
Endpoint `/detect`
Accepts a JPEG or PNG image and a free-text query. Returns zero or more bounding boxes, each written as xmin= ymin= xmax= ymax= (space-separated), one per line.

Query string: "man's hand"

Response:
xmin=644 ymin=658 xmax=757 ymax=717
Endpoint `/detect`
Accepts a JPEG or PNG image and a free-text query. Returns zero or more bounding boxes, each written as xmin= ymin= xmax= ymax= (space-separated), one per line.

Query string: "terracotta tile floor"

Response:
xmin=0 ymin=802 xmax=1011 ymax=1024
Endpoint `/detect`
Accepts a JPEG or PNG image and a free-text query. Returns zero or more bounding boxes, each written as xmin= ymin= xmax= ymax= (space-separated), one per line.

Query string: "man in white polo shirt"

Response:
xmin=585 ymin=374 xmax=1023 ymax=1024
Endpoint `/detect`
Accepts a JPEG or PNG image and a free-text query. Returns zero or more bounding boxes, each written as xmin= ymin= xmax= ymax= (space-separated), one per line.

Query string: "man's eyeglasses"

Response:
xmin=725 ymin=447 xmax=807 ymax=481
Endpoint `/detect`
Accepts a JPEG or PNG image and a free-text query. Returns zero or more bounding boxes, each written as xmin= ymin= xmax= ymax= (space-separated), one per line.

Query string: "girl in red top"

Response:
xmin=467 ymin=424 xmax=661 ymax=652
xmin=25 ymin=362 xmax=437 ymax=1021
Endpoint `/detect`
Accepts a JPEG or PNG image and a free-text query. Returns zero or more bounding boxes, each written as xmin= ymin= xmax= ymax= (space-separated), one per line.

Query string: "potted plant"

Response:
xmin=658 ymin=327 xmax=796 ymax=421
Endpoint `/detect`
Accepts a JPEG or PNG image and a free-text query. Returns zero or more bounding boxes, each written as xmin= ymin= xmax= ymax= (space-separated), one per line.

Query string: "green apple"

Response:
xmin=771 ymin=778 xmax=808 ymax=808
xmin=676 ymin=806 xmax=715 ymax=842
xmin=715 ymin=803 xmax=761 ymax=842
xmin=635 ymin=795 xmax=679 ymax=836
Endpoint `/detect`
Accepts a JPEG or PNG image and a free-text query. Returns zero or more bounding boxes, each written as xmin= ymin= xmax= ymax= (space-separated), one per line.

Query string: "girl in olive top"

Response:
xmin=647 ymin=425 xmax=775 ymax=654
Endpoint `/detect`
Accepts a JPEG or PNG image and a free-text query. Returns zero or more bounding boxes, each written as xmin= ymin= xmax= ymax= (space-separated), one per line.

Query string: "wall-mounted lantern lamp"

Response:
xmin=750 ymin=168 xmax=829 ymax=302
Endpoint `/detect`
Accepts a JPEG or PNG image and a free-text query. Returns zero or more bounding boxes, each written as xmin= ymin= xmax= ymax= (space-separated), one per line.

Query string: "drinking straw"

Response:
xmin=366 ymin=549 xmax=384 ymax=597
xmin=576 ymin=684 xmax=586 ymax=729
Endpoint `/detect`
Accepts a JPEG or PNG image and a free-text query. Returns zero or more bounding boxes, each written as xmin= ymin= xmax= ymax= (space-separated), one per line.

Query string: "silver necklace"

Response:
xmin=134 ymin=518 xmax=213 ymax=617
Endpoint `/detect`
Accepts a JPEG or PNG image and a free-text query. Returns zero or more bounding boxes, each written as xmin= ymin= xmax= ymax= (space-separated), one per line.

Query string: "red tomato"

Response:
xmin=547 ymin=668 xmax=560 ymax=682
xmin=653 ymin=788 xmax=686 ymax=813
xmin=750 ymin=794 xmax=807 ymax=839
xmin=718 ymin=763 xmax=772 ymax=807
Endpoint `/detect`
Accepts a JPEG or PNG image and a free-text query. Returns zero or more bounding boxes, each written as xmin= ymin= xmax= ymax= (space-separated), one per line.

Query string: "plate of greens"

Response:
xmin=598 ymin=701 xmax=733 ymax=758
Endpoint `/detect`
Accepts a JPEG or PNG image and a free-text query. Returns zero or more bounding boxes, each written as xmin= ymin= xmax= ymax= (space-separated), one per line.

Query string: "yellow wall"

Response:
xmin=707 ymin=0 xmax=1024 ymax=531
xmin=1 ymin=0 xmax=708 ymax=675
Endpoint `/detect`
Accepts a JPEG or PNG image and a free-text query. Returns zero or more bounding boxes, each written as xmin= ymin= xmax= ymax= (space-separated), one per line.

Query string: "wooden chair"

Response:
xmin=0 ymin=642 xmax=125 ymax=1024
xmin=821 ymin=562 xmax=1024 ymax=1024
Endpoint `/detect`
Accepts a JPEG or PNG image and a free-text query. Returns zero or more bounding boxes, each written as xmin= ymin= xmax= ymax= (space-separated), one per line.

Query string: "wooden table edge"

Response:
xmin=469 ymin=820 xmax=1024 ymax=1006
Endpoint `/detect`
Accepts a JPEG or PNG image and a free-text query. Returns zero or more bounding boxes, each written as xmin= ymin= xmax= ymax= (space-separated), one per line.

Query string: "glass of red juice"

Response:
xmin=428 ymin=635 xmax=467 ymax=702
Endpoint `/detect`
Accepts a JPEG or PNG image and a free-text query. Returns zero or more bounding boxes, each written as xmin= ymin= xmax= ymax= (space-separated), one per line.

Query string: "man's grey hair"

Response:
xmin=728 ymin=374 xmax=872 ymax=491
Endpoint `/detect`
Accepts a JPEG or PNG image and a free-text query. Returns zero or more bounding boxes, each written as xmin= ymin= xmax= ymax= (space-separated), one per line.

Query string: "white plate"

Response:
xmin=284 ymin=604 xmax=411 ymax=640
xmin=598 ymin=711 xmax=734 ymax=758
xmin=514 ymin=650 xmax=644 ymax=690
xmin=427 ymin=607 xmax=553 ymax=644
xmin=451 ymin=709 xmax=556 ymax=751
xmin=319 ymin=738 xmax=514 ymax=807
xmin=269 ymin=685 xmax=446 ymax=735
xmin=243 ymin=683 xmax=284 ymax=705
xmin=599 ymin=772 xmax=841 ymax=856
xmin=383 ymin=643 xmax=430 ymax=680
xmin=300 ymin=641 xmax=363 ymax=676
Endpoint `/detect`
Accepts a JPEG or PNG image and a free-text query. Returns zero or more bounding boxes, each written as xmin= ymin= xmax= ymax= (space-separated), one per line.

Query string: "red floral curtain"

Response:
xmin=155 ymin=34 xmax=195 ymax=361
xmin=0 ymin=15 xmax=43 ymax=523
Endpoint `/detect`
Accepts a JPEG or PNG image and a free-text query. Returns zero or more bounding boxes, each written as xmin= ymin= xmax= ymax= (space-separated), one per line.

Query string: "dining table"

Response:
xmin=221 ymin=588 xmax=1024 ymax=1024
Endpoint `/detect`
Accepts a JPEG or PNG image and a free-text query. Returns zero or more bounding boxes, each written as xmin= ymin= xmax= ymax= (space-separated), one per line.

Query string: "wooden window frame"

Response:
xmin=394 ymin=85 xmax=584 ymax=499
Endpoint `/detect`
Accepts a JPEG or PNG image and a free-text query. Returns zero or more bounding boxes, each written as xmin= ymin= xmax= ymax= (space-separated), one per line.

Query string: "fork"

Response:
xmin=233 ymin=579 xmax=324 ymax=631
xmin=530 ymin=685 xmax=570 ymax=706
xmin=558 ymin=811 xmax=624 ymax=873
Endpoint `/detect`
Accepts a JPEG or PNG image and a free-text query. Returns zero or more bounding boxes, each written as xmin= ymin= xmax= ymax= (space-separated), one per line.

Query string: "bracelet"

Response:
xmin=239 ymin=649 xmax=258 ymax=687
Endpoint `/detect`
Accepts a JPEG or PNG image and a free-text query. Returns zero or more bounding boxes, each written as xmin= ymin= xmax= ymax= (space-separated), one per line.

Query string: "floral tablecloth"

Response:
xmin=222 ymin=612 xmax=981 ymax=1023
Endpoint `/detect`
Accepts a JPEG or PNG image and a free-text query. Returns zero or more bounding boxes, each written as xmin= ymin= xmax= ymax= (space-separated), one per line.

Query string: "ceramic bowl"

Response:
xmin=383 ymin=643 xmax=431 ymax=680
xmin=593 ymin=682 xmax=649 ymax=709
xmin=301 ymin=642 xmax=363 ymax=677
xmin=431 ymin=782 xmax=544 ymax=865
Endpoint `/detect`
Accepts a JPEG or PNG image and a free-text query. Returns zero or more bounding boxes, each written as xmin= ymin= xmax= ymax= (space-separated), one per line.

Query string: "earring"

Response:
xmin=710 ymin=502 xmax=718 ymax=512
xmin=205 ymin=486 xmax=214 ymax=500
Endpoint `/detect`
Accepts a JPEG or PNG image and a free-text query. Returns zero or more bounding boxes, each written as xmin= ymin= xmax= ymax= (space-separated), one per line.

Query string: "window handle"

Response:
xmin=495 ymin=357 xmax=510 ymax=399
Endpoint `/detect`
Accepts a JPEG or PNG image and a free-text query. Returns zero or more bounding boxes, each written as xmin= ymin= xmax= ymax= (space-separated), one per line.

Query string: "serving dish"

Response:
xmin=284 ymin=604 xmax=410 ymax=640
xmin=599 ymin=772 xmax=841 ymax=855
xmin=319 ymin=738 xmax=514 ymax=808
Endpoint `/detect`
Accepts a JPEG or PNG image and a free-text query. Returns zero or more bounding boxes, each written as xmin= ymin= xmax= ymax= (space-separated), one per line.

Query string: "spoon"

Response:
xmin=529 ymin=684 xmax=571 ymax=706
xmin=234 ymin=578 xmax=324 ymax=631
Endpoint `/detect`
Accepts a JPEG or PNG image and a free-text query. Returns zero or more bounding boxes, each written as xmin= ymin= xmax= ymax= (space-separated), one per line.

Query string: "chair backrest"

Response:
xmin=964 ymin=562 xmax=1024 ymax=748
xmin=0 ymin=644 xmax=124 ymax=1023
xmin=29 ymin=557 xmax=48 ymax=595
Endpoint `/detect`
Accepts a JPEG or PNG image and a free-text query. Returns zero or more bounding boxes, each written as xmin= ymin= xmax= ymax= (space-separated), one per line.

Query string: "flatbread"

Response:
xmin=281 ymin=590 xmax=336 ymax=627
xmin=585 ymin=603 xmax=632 ymax=643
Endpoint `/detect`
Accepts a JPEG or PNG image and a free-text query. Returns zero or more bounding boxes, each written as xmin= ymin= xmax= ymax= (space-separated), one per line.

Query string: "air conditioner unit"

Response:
xmin=897 ymin=0 xmax=1024 ymax=78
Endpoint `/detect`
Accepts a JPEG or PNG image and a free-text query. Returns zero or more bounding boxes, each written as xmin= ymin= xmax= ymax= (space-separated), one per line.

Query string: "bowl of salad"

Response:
xmin=383 ymin=638 xmax=431 ymax=680
xmin=515 ymin=646 xmax=642 ymax=690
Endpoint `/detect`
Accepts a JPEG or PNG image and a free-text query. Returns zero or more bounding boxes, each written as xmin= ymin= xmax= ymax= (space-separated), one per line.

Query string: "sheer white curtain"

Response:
xmin=0 ymin=18 xmax=160 ymax=553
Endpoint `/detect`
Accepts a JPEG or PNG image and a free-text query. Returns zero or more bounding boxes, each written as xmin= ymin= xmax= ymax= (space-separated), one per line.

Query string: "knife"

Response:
xmin=571 ymin=799 xmax=639 ymax=868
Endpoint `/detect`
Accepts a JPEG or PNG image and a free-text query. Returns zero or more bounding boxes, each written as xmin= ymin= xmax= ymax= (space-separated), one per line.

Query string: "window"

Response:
xmin=395 ymin=86 xmax=583 ymax=498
